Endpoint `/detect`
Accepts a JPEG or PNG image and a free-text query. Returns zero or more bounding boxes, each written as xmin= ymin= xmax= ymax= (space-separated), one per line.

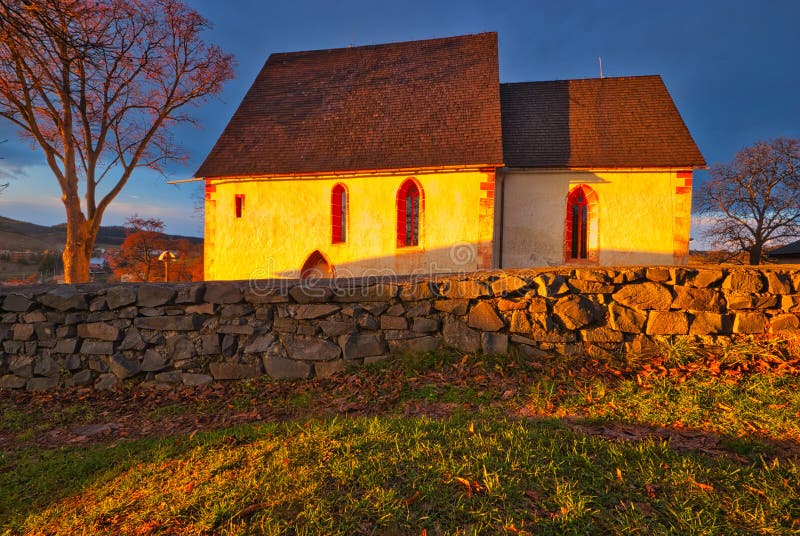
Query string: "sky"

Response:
xmin=0 ymin=0 xmax=798 ymax=241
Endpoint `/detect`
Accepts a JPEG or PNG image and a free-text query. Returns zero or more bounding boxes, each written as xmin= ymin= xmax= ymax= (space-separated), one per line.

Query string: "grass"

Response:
xmin=2 ymin=341 xmax=800 ymax=534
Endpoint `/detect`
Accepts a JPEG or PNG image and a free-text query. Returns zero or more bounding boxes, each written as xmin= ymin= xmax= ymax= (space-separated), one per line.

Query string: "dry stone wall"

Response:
xmin=1 ymin=266 xmax=799 ymax=392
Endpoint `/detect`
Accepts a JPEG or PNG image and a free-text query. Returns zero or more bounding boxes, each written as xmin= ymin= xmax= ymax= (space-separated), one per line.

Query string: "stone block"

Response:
xmin=497 ymin=298 xmax=526 ymax=311
xmin=433 ymin=299 xmax=469 ymax=315
xmin=0 ymin=375 xmax=27 ymax=389
xmin=119 ymin=328 xmax=146 ymax=351
xmin=403 ymin=335 xmax=441 ymax=353
xmin=412 ymin=317 xmax=439 ymax=333
xmin=399 ymin=282 xmax=435 ymax=301
xmin=612 ymin=282 xmax=672 ymax=310
xmin=262 ymin=356 xmax=312 ymax=379
xmin=293 ymin=304 xmax=341 ymax=320
xmin=109 ymin=354 xmax=141 ymax=379
xmin=533 ymin=273 xmax=570 ymax=297
xmin=688 ymin=269 xmax=724 ymax=288
xmin=39 ymin=288 xmax=88 ymax=311
xmin=481 ymin=332 xmax=508 ymax=355
xmin=106 ymin=286 xmax=137 ymax=309
xmin=80 ymin=340 xmax=114 ymax=355
xmin=198 ymin=334 xmax=220 ymax=356
xmin=12 ymin=323 xmax=34 ymax=341
xmin=27 ymin=377 xmax=59 ymax=392
xmin=381 ymin=315 xmax=408 ymax=330
xmin=244 ymin=286 xmax=290 ymax=304
xmin=134 ymin=315 xmax=203 ymax=331
xmin=209 ymin=362 xmax=263 ymax=380
xmin=726 ymin=292 xmax=754 ymax=310
xmin=608 ymin=303 xmax=647 ymax=333
xmin=244 ymin=333 xmax=276 ymax=353
xmin=273 ymin=317 xmax=297 ymax=333
xmin=579 ymin=327 xmax=623 ymax=344
xmin=341 ymin=332 xmax=388 ymax=360
xmin=442 ymin=317 xmax=481 ymax=353
xmin=34 ymin=323 xmax=55 ymax=341
xmin=33 ymin=355 xmax=59 ymax=377
xmin=136 ymin=285 xmax=176 ymax=307
xmin=175 ymin=283 xmax=205 ymax=304
xmin=218 ymin=324 xmax=255 ymax=335
xmin=689 ymin=312 xmax=732 ymax=335
xmin=141 ymin=349 xmax=169 ymax=372
xmin=733 ymin=312 xmax=767 ymax=334
xmin=766 ymin=272 xmax=792 ymax=294
xmin=70 ymin=369 xmax=93 ymax=386
xmin=65 ymin=354 xmax=82 ymax=370
xmin=3 ymin=294 xmax=33 ymax=312
xmin=23 ymin=310 xmax=47 ymax=323
xmin=528 ymin=296 xmax=548 ymax=313
xmin=645 ymin=267 xmax=671 ymax=282
xmin=443 ymin=279 xmax=489 ymax=299
xmin=204 ymin=283 xmax=243 ymax=304
xmin=333 ymin=283 xmax=398 ymax=302
xmin=672 ymin=286 xmax=724 ymax=312
xmin=317 ymin=320 xmax=356 ymax=337
xmin=722 ymin=271 xmax=765 ymax=293
xmin=94 ymin=373 xmax=118 ymax=391
xmin=567 ymin=279 xmax=616 ymax=294
xmin=181 ymin=373 xmax=213 ymax=386
xmin=185 ymin=303 xmax=215 ymax=315
xmin=405 ymin=301 xmax=432 ymax=317
xmin=284 ymin=335 xmax=341 ymax=361
xmin=155 ymin=371 xmax=183 ymax=383
xmin=77 ymin=322 xmax=120 ymax=341
xmin=490 ymin=275 xmax=529 ymax=296
xmin=509 ymin=310 xmax=531 ymax=334
xmin=553 ymin=295 xmax=600 ymax=330
xmin=770 ymin=313 xmax=800 ymax=332
xmin=468 ymin=302 xmax=504 ymax=331
xmin=645 ymin=311 xmax=689 ymax=335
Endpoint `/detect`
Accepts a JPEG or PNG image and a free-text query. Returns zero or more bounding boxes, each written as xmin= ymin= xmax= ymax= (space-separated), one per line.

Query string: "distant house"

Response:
xmin=768 ymin=241 xmax=800 ymax=264
xmin=196 ymin=32 xmax=705 ymax=280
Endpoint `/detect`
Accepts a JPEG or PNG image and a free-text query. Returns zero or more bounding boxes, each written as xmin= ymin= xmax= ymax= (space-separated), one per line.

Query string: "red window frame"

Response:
xmin=568 ymin=189 xmax=588 ymax=259
xmin=331 ymin=184 xmax=347 ymax=244
xmin=234 ymin=194 xmax=245 ymax=218
xmin=397 ymin=179 xmax=421 ymax=247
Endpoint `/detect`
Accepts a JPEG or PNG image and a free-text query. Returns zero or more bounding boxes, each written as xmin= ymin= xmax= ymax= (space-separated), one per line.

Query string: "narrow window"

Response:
xmin=565 ymin=185 xmax=598 ymax=262
xmin=397 ymin=179 xmax=422 ymax=247
xmin=331 ymin=184 xmax=347 ymax=243
xmin=234 ymin=194 xmax=245 ymax=218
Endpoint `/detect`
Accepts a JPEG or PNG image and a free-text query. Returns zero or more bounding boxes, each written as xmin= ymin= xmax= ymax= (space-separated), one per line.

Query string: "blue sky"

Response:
xmin=0 ymin=0 xmax=798 ymax=241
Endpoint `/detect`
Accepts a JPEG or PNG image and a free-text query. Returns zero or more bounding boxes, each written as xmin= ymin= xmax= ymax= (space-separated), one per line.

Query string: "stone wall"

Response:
xmin=1 ymin=266 xmax=799 ymax=392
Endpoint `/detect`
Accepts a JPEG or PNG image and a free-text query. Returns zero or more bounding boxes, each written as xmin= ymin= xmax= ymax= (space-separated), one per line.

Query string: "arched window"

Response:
xmin=331 ymin=183 xmax=347 ymax=244
xmin=397 ymin=179 xmax=422 ymax=247
xmin=565 ymin=185 xmax=598 ymax=262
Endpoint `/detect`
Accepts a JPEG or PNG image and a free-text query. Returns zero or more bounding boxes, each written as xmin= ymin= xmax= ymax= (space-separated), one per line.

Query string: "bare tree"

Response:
xmin=698 ymin=138 xmax=800 ymax=265
xmin=0 ymin=0 xmax=233 ymax=282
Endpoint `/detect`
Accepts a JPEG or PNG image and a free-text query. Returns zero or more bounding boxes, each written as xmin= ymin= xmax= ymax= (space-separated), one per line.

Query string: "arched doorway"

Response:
xmin=300 ymin=250 xmax=334 ymax=279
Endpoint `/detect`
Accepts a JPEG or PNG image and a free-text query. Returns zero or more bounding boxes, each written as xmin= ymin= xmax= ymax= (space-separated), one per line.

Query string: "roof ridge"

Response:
xmin=267 ymin=31 xmax=497 ymax=58
xmin=501 ymin=74 xmax=662 ymax=86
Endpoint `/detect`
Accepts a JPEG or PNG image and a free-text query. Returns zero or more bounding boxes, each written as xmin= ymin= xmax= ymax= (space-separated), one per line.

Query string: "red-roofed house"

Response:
xmin=197 ymin=32 xmax=704 ymax=280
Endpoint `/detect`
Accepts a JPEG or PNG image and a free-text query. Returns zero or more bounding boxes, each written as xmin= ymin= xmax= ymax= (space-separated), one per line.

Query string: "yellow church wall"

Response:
xmin=500 ymin=169 xmax=693 ymax=268
xmin=204 ymin=169 xmax=493 ymax=281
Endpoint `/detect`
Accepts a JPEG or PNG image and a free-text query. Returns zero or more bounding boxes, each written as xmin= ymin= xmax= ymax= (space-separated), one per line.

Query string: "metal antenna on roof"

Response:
xmin=598 ymin=56 xmax=603 ymax=79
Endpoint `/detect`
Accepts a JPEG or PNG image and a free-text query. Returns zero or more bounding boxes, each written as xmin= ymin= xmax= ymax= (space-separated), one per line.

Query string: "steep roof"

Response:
xmin=770 ymin=240 xmax=800 ymax=257
xmin=196 ymin=33 xmax=503 ymax=178
xmin=500 ymin=76 xmax=706 ymax=169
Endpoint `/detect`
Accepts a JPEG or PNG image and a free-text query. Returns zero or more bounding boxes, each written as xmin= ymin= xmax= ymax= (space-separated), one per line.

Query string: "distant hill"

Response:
xmin=0 ymin=215 xmax=202 ymax=251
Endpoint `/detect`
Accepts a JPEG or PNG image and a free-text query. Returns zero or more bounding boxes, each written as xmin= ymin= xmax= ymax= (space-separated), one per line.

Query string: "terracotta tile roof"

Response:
xmin=196 ymin=33 xmax=503 ymax=178
xmin=500 ymin=76 xmax=706 ymax=169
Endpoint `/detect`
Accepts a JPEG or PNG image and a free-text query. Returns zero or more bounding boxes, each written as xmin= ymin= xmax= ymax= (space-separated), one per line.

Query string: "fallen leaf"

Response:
xmin=691 ymin=480 xmax=714 ymax=492
xmin=403 ymin=491 xmax=421 ymax=505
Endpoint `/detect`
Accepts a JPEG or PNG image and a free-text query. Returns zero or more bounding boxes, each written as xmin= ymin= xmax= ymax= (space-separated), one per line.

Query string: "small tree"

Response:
xmin=698 ymin=138 xmax=800 ymax=264
xmin=112 ymin=216 xmax=168 ymax=281
xmin=0 ymin=0 xmax=233 ymax=282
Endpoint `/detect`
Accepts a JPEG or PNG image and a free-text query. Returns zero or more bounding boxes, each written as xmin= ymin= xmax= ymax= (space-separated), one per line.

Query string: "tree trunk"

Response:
xmin=748 ymin=245 xmax=762 ymax=265
xmin=61 ymin=203 xmax=97 ymax=283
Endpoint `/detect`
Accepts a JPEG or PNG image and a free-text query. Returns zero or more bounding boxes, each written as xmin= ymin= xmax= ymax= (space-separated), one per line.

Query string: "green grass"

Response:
xmin=2 ymin=342 xmax=800 ymax=534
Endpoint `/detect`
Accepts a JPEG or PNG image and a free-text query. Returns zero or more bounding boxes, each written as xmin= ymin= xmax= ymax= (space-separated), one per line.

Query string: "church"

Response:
xmin=196 ymin=32 xmax=705 ymax=281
